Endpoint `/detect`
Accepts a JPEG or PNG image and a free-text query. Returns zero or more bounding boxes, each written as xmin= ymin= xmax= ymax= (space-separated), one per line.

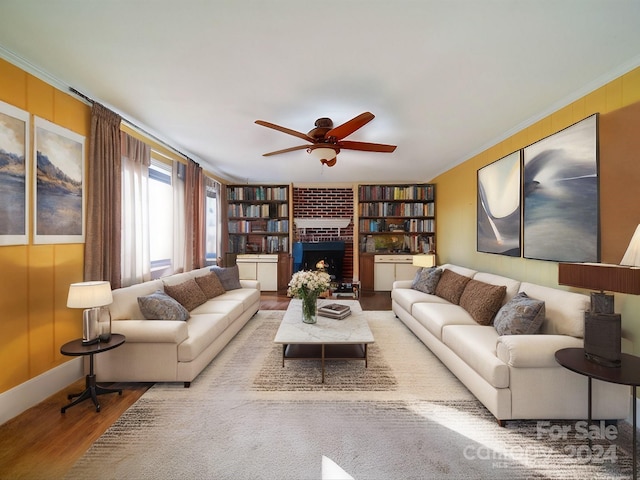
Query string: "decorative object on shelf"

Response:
xmin=477 ymin=150 xmax=521 ymax=257
xmin=287 ymin=269 xmax=331 ymax=324
xmin=523 ymin=114 xmax=598 ymax=262
xmin=365 ymin=235 xmax=376 ymax=253
xmin=558 ymin=227 xmax=640 ymax=367
xmin=66 ymin=281 xmax=113 ymax=345
xmin=412 ymin=254 xmax=436 ymax=268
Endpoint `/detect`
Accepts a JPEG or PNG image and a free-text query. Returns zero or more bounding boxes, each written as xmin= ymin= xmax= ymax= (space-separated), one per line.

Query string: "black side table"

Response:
xmin=556 ymin=347 xmax=640 ymax=479
xmin=60 ymin=334 xmax=126 ymax=413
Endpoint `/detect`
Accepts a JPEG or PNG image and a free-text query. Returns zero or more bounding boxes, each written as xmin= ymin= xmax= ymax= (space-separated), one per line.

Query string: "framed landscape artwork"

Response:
xmin=0 ymin=101 xmax=29 ymax=246
xmin=523 ymin=114 xmax=599 ymax=262
xmin=477 ymin=151 xmax=521 ymax=256
xmin=33 ymin=117 xmax=86 ymax=244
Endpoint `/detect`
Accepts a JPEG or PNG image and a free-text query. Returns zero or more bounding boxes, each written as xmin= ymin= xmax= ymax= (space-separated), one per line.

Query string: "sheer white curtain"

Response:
xmin=172 ymin=161 xmax=186 ymax=274
xmin=121 ymin=133 xmax=151 ymax=287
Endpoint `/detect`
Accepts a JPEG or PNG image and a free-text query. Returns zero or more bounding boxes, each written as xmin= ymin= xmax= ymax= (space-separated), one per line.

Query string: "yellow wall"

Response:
xmin=2 ymin=56 xmax=640 ymax=396
xmin=433 ymin=66 xmax=640 ymax=352
xmin=0 ymin=58 xmax=90 ymax=393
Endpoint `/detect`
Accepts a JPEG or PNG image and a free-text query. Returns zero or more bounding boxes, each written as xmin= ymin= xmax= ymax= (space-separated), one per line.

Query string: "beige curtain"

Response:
xmin=184 ymin=159 xmax=205 ymax=270
xmin=84 ymin=103 xmax=122 ymax=287
xmin=120 ymin=133 xmax=151 ymax=287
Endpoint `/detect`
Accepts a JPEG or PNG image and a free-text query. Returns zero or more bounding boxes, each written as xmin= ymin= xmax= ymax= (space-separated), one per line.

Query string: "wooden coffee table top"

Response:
xmin=273 ymin=299 xmax=374 ymax=345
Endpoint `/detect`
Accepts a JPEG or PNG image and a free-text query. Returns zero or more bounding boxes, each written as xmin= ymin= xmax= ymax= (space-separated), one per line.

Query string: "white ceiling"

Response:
xmin=1 ymin=1 xmax=640 ymax=185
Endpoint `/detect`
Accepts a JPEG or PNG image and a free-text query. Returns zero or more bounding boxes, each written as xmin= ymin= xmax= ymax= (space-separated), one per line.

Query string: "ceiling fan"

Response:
xmin=255 ymin=112 xmax=397 ymax=167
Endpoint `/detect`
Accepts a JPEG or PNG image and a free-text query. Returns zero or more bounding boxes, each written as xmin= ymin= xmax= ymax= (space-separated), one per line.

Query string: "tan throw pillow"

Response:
xmin=195 ymin=272 xmax=226 ymax=299
xmin=164 ymin=278 xmax=208 ymax=311
xmin=434 ymin=269 xmax=472 ymax=304
xmin=459 ymin=279 xmax=507 ymax=325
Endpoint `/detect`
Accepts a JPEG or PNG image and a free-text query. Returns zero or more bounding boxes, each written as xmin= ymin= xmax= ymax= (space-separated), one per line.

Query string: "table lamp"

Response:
xmin=67 ymin=281 xmax=113 ymax=345
xmin=558 ymin=224 xmax=640 ymax=367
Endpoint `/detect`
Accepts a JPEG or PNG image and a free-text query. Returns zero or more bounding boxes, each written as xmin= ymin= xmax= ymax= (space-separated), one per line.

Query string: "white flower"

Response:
xmin=287 ymin=269 xmax=331 ymax=298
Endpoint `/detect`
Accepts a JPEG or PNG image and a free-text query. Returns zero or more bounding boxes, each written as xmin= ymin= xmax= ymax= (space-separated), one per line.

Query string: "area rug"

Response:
xmin=65 ymin=311 xmax=634 ymax=480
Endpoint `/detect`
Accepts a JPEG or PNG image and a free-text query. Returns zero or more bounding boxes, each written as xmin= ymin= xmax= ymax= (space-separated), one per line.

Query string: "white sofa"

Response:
xmin=95 ymin=266 xmax=260 ymax=387
xmin=392 ymin=263 xmax=630 ymax=424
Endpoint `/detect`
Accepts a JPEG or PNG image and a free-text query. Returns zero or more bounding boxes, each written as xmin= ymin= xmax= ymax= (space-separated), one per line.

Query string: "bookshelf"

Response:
xmin=357 ymin=183 xmax=435 ymax=254
xmin=226 ymin=185 xmax=290 ymax=254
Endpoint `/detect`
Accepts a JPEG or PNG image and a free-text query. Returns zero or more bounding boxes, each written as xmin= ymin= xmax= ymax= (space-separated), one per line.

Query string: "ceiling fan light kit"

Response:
xmin=255 ymin=111 xmax=397 ymax=168
xmin=307 ymin=146 xmax=339 ymax=166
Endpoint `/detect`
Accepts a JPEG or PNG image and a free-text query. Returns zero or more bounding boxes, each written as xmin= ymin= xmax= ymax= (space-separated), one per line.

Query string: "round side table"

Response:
xmin=556 ymin=347 xmax=640 ymax=479
xmin=60 ymin=333 xmax=125 ymax=413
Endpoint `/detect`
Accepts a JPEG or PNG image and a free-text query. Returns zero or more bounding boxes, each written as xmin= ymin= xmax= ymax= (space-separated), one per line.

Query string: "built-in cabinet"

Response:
xmin=357 ymin=183 xmax=435 ymax=291
xmin=225 ymin=185 xmax=292 ymax=292
xmin=357 ymin=183 xmax=435 ymax=254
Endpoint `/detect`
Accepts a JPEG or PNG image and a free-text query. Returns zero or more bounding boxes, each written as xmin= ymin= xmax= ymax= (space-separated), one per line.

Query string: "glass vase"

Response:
xmin=301 ymin=293 xmax=318 ymax=324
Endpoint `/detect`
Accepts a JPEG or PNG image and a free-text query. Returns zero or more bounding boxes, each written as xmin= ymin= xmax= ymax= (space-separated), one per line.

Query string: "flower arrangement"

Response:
xmin=287 ymin=269 xmax=331 ymax=324
xmin=287 ymin=269 xmax=331 ymax=299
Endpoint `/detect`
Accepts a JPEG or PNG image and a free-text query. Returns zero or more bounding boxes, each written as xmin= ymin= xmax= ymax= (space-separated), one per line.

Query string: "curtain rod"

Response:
xmin=69 ymin=87 xmax=196 ymax=164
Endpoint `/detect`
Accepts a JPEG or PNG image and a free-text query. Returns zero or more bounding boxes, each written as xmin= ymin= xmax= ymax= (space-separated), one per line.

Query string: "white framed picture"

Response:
xmin=33 ymin=117 xmax=86 ymax=244
xmin=0 ymin=100 xmax=30 ymax=246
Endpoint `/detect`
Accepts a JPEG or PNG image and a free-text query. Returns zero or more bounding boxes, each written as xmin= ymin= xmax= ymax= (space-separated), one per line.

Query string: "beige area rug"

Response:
xmin=65 ymin=311 xmax=633 ymax=480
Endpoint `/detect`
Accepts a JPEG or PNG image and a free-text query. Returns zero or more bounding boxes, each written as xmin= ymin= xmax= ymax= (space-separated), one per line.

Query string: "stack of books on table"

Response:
xmin=318 ymin=303 xmax=352 ymax=320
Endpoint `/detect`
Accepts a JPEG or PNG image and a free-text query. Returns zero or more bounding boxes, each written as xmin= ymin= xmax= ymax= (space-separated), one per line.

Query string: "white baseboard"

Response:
xmin=0 ymin=358 xmax=83 ymax=426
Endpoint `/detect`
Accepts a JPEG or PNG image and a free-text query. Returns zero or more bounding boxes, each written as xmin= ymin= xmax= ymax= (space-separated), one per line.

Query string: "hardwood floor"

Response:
xmin=0 ymin=292 xmax=391 ymax=479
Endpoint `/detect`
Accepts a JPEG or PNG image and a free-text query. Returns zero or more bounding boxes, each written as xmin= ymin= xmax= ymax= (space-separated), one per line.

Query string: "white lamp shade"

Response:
xmin=621 ymin=224 xmax=640 ymax=267
xmin=308 ymin=147 xmax=337 ymax=161
xmin=412 ymin=254 xmax=436 ymax=268
xmin=67 ymin=281 xmax=113 ymax=308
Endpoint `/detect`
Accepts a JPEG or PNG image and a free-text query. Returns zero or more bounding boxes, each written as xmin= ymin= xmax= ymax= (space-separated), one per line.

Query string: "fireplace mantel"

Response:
xmin=294 ymin=218 xmax=351 ymax=236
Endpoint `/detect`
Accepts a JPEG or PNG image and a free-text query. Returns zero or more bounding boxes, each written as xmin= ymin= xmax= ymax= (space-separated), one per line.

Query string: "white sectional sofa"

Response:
xmin=392 ymin=263 xmax=630 ymax=424
xmin=95 ymin=266 xmax=260 ymax=387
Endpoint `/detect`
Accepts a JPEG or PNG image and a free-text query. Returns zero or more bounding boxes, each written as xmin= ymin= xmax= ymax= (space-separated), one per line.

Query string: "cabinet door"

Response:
xmin=277 ymin=253 xmax=292 ymax=294
xmin=374 ymin=263 xmax=395 ymax=291
xmin=257 ymin=262 xmax=278 ymax=291
xmin=237 ymin=262 xmax=257 ymax=280
xmin=359 ymin=255 xmax=375 ymax=293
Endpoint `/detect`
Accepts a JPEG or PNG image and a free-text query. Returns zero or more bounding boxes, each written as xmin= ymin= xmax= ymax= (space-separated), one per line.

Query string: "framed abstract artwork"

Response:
xmin=0 ymin=100 xmax=30 ymax=246
xmin=33 ymin=117 xmax=86 ymax=244
xmin=477 ymin=150 xmax=521 ymax=256
xmin=523 ymin=114 xmax=599 ymax=262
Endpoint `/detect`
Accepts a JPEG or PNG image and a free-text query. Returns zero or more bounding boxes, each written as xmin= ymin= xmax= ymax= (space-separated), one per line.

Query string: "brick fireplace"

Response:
xmin=292 ymin=187 xmax=354 ymax=280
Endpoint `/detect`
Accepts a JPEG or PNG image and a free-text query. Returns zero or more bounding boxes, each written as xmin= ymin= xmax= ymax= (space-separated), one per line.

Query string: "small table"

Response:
xmin=555 ymin=347 xmax=640 ymax=479
xmin=60 ymin=334 xmax=125 ymax=413
xmin=274 ymin=299 xmax=374 ymax=383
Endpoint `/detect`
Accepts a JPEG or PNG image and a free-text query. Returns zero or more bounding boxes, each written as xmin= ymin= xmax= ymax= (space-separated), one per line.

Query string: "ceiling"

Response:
xmin=1 ymin=1 xmax=640 ymax=185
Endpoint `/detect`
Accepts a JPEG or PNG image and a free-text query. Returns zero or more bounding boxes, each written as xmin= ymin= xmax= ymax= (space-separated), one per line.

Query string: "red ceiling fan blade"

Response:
xmin=325 ymin=112 xmax=375 ymax=140
xmin=255 ymin=120 xmax=315 ymax=143
xmin=261 ymin=145 xmax=310 ymax=157
xmin=338 ymin=140 xmax=397 ymax=153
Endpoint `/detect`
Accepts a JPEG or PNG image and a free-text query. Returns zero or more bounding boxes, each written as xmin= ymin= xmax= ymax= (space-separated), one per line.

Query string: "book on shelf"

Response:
xmin=318 ymin=303 xmax=352 ymax=319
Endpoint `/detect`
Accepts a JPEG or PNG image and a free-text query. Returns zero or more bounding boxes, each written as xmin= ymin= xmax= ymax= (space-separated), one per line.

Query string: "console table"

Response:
xmin=555 ymin=347 xmax=640 ymax=479
xmin=60 ymin=334 xmax=125 ymax=413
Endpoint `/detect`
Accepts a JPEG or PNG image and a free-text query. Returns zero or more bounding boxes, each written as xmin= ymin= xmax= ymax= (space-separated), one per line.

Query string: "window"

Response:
xmin=149 ymin=158 xmax=173 ymax=277
xmin=205 ymin=181 xmax=219 ymax=265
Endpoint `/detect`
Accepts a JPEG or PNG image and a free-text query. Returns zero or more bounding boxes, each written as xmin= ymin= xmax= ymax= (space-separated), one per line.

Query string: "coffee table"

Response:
xmin=273 ymin=299 xmax=374 ymax=383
